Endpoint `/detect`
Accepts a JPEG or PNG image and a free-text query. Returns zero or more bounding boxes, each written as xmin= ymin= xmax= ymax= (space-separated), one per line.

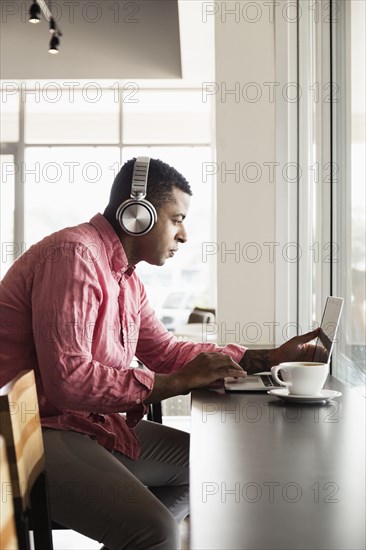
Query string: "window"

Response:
xmin=23 ymin=146 xmax=118 ymax=245
xmin=0 ymin=83 xmax=215 ymax=323
xmin=298 ymin=0 xmax=333 ymax=328
xmin=331 ymin=0 xmax=366 ymax=390
xmin=122 ymin=89 xmax=211 ymax=145
xmin=0 ymin=153 xmax=15 ymax=278
xmin=25 ymin=88 xmax=119 ymax=144
xmin=0 ymin=89 xmax=19 ymax=142
xmin=296 ymin=0 xmax=365 ymax=392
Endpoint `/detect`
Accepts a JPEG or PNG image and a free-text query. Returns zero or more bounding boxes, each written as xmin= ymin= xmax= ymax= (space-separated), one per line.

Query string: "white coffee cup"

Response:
xmin=271 ymin=362 xmax=329 ymax=396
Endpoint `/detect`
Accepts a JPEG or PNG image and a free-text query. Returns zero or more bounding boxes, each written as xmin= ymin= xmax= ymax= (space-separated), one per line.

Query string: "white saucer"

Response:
xmin=267 ymin=388 xmax=342 ymax=404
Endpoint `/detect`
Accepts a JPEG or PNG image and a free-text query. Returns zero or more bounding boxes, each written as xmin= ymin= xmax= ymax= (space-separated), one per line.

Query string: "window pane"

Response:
xmin=0 ymin=86 xmax=19 ymax=142
xmin=25 ymin=88 xmax=119 ymax=144
xmin=24 ymin=147 xmax=119 ymax=245
xmin=333 ymin=0 xmax=366 ymax=392
xmin=122 ymin=90 xmax=211 ymax=144
xmin=0 ymin=154 xmax=15 ymax=277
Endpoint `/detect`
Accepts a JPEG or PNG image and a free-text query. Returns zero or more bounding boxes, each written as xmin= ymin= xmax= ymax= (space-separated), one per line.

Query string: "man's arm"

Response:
xmin=135 ymin=281 xmax=246 ymax=374
xmin=145 ymin=329 xmax=323 ymax=404
xmin=145 ymin=352 xmax=246 ymax=404
xmin=239 ymin=349 xmax=274 ymax=374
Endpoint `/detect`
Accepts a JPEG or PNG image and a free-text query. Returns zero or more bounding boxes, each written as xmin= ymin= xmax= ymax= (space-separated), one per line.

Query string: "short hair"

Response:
xmin=105 ymin=158 xmax=192 ymax=216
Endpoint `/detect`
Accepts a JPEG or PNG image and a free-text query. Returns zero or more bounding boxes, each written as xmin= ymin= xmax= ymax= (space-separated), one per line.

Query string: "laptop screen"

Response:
xmin=312 ymin=297 xmax=343 ymax=363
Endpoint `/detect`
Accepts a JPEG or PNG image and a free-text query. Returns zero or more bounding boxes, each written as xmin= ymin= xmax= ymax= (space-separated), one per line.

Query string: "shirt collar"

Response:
xmin=89 ymin=213 xmax=135 ymax=278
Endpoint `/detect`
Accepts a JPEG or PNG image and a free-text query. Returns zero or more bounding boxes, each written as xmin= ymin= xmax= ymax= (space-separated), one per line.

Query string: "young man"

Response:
xmin=0 ymin=158 xmax=320 ymax=550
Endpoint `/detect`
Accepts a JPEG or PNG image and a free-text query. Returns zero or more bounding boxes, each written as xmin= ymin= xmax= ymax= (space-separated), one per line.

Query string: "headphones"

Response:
xmin=115 ymin=156 xmax=157 ymax=236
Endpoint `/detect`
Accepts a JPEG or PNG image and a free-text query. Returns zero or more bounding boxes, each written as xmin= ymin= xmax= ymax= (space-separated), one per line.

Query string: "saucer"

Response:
xmin=267 ymin=388 xmax=342 ymax=404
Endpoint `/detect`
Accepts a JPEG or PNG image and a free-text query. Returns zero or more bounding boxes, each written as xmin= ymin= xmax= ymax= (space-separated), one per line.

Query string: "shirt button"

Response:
xmin=136 ymin=398 xmax=141 ymax=404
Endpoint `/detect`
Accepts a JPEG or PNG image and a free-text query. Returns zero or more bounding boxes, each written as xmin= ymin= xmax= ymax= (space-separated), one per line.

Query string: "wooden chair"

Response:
xmin=0 ymin=436 xmax=18 ymax=550
xmin=0 ymin=370 xmax=54 ymax=550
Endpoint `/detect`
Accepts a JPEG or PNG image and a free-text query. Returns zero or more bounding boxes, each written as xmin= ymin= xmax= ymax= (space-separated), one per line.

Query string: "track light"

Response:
xmin=49 ymin=34 xmax=60 ymax=54
xmin=49 ymin=17 xmax=56 ymax=33
xmin=29 ymin=1 xmax=63 ymax=53
xmin=29 ymin=0 xmax=41 ymax=23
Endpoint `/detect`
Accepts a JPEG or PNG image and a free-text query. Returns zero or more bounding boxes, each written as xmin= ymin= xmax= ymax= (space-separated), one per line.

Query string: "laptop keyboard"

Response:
xmin=260 ymin=374 xmax=282 ymax=388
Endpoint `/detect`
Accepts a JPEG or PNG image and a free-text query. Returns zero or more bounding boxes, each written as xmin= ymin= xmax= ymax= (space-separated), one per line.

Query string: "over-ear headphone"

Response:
xmin=115 ymin=156 xmax=157 ymax=236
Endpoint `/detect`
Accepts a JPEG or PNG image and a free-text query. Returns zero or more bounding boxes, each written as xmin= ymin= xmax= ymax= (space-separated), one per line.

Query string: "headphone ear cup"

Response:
xmin=116 ymin=199 xmax=157 ymax=236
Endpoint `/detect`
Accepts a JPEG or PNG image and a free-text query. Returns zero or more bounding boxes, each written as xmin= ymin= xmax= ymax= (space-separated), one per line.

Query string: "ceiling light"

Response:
xmin=49 ymin=17 xmax=56 ymax=33
xmin=29 ymin=0 xmax=63 ymax=53
xmin=49 ymin=34 xmax=60 ymax=54
xmin=29 ymin=1 xmax=41 ymax=23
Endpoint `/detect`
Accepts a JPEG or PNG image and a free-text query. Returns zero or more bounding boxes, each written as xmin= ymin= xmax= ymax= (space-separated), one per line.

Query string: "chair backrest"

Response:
xmin=188 ymin=307 xmax=216 ymax=324
xmin=0 ymin=370 xmax=44 ymax=513
xmin=0 ymin=436 xmax=19 ymax=550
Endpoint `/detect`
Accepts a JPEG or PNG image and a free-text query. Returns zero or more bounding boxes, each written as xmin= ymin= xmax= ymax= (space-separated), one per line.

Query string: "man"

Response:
xmin=0 ymin=157 xmax=320 ymax=550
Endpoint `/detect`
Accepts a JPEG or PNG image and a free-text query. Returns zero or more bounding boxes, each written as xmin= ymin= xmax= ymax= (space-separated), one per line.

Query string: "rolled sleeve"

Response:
xmin=130 ymin=367 xmax=155 ymax=406
xmin=124 ymin=368 xmax=154 ymax=428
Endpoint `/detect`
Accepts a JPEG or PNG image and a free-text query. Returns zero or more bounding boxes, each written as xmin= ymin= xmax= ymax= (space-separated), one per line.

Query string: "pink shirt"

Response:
xmin=0 ymin=214 xmax=246 ymax=459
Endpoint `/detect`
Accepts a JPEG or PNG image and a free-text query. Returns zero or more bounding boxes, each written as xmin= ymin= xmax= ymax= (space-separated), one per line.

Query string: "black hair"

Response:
xmin=105 ymin=158 xmax=192 ymax=217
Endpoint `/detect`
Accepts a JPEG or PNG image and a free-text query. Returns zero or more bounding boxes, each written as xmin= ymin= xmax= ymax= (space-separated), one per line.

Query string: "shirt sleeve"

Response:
xmin=135 ymin=281 xmax=247 ymax=372
xmin=32 ymin=242 xmax=154 ymax=415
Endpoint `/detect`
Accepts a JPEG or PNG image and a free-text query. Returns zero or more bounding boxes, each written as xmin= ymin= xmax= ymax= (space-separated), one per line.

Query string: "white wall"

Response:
xmin=214 ymin=3 xmax=276 ymax=347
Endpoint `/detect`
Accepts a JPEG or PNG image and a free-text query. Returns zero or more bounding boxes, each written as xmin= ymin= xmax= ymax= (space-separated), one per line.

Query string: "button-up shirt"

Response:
xmin=0 ymin=214 xmax=246 ymax=459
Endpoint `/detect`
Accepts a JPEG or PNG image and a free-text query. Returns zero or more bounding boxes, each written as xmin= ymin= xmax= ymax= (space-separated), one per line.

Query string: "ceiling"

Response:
xmin=0 ymin=0 xmax=183 ymax=79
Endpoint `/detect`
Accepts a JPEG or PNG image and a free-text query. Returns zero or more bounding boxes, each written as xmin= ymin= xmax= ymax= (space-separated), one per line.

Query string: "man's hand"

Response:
xmin=273 ymin=328 xmax=324 ymax=364
xmin=175 ymin=352 xmax=246 ymax=392
xmin=240 ymin=329 xmax=323 ymax=374
xmin=145 ymin=353 xmax=246 ymax=404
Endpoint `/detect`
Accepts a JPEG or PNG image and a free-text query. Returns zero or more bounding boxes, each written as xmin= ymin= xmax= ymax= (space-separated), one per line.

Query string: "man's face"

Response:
xmin=136 ymin=187 xmax=190 ymax=266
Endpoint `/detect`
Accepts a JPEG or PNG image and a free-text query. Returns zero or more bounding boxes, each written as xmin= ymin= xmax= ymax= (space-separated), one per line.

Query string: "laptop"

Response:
xmin=224 ymin=296 xmax=344 ymax=392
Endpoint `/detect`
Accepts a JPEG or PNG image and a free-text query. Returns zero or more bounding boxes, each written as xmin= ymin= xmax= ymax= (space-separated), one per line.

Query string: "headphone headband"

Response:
xmin=131 ymin=156 xmax=150 ymax=199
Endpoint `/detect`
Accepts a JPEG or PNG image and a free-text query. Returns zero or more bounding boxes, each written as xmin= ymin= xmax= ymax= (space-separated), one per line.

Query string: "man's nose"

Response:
xmin=177 ymin=223 xmax=188 ymax=243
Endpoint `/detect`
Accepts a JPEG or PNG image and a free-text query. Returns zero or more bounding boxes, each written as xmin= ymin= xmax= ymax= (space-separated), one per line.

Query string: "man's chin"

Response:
xmin=145 ymin=257 xmax=166 ymax=267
